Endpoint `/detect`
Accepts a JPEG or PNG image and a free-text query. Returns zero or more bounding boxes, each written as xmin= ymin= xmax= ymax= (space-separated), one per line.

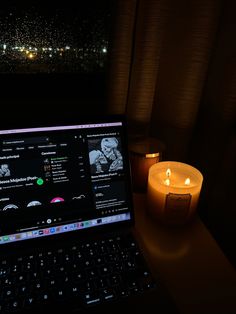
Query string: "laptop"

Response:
xmin=0 ymin=115 xmax=177 ymax=313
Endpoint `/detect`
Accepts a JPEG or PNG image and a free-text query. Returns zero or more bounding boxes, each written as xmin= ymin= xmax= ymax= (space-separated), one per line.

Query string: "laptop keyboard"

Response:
xmin=0 ymin=233 xmax=156 ymax=313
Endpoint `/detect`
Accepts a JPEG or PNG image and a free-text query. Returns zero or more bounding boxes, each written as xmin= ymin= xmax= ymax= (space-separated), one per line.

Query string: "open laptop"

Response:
xmin=0 ymin=116 xmax=177 ymax=313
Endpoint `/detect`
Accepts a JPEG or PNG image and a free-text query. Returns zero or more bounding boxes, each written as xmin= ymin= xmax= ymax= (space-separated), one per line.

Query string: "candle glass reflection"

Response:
xmin=129 ymin=137 xmax=165 ymax=192
xmin=147 ymin=161 xmax=203 ymax=225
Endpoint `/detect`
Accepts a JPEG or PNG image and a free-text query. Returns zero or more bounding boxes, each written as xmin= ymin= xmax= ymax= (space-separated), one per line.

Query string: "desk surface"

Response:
xmin=133 ymin=193 xmax=236 ymax=314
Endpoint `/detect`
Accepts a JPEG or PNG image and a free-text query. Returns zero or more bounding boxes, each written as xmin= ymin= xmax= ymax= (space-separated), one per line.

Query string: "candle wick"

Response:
xmin=166 ymin=168 xmax=171 ymax=178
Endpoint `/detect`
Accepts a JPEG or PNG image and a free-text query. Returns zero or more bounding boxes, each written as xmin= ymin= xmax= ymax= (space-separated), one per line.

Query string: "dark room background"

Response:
xmin=0 ymin=0 xmax=236 ymax=266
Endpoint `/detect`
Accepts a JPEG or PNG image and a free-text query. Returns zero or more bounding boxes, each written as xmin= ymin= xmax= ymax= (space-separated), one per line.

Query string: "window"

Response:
xmin=0 ymin=0 xmax=115 ymax=127
xmin=0 ymin=0 xmax=112 ymax=74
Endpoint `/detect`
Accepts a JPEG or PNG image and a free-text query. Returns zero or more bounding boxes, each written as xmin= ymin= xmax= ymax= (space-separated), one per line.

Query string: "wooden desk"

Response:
xmin=133 ymin=193 xmax=236 ymax=314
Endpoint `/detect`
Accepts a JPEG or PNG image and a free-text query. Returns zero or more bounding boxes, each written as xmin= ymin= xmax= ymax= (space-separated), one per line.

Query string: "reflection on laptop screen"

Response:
xmin=0 ymin=120 xmax=133 ymax=244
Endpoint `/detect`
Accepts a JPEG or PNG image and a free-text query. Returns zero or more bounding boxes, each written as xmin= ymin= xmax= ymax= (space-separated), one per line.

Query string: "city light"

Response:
xmin=28 ymin=53 xmax=35 ymax=59
xmin=0 ymin=43 xmax=109 ymax=61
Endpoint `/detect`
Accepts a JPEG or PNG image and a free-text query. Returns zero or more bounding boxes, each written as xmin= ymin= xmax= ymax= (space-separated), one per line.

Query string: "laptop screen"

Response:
xmin=0 ymin=118 xmax=133 ymax=245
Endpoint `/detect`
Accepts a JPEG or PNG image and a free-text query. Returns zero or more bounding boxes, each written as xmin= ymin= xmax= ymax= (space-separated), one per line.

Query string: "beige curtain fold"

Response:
xmin=153 ymin=0 xmax=220 ymax=127
xmin=126 ymin=0 xmax=162 ymax=135
xmin=150 ymin=0 xmax=222 ymax=160
xmin=107 ymin=0 xmax=223 ymax=153
xmin=106 ymin=0 xmax=137 ymax=115
xmin=106 ymin=0 xmax=234 ymax=162
xmin=190 ymin=0 xmax=236 ymax=232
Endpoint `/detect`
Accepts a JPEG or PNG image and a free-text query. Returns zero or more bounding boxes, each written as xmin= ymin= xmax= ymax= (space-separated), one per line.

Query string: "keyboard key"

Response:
xmin=83 ymin=292 xmax=101 ymax=306
xmin=101 ymin=288 xmax=116 ymax=301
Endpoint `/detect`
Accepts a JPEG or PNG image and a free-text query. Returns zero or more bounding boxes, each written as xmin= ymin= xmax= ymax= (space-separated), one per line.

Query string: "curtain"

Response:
xmin=107 ymin=0 xmax=236 ymax=264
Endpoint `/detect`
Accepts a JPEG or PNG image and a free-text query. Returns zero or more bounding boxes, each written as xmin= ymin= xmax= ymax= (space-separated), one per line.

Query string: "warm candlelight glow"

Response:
xmin=28 ymin=53 xmax=35 ymax=59
xmin=147 ymin=161 xmax=203 ymax=225
xmin=185 ymin=178 xmax=191 ymax=185
xmin=164 ymin=178 xmax=170 ymax=186
xmin=166 ymin=168 xmax=171 ymax=177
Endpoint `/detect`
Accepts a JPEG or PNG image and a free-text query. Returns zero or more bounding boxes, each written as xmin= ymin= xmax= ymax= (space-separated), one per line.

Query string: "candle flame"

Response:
xmin=166 ymin=168 xmax=171 ymax=177
xmin=185 ymin=178 xmax=191 ymax=185
xmin=164 ymin=178 xmax=170 ymax=186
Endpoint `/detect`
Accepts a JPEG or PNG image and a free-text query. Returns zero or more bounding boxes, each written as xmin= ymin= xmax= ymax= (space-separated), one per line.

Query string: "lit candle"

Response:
xmin=147 ymin=161 xmax=203 ymax=225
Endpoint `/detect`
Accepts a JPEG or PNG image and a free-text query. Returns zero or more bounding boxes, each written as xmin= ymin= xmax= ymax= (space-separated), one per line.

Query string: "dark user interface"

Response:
xmin=0 ymin=124 xmax=130 ymax=236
